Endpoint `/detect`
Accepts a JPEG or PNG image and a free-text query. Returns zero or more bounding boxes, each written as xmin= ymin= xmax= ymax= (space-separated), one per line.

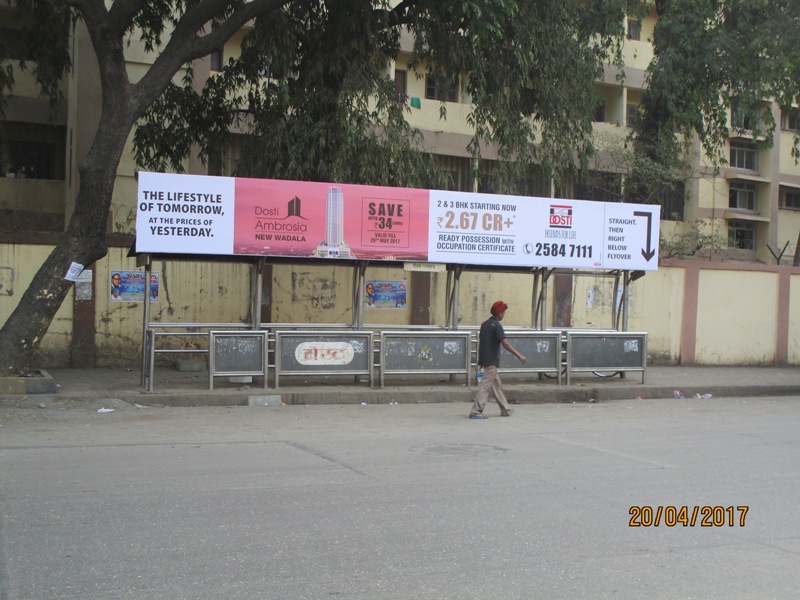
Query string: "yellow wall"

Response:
xmin=95 ymin=250 xmax=252 ymax=364
xmin=395 ymin=55 xmax=476 ymax=136
xmin=695 ymin=270 xmax=777 ymax=364
xmin=569 ymin=268 xmax=684 ymax=363
xmin=3 ymin=243 xmax=800 ymax=367
xmin=0 ymin=244 xmax=73 ymax=364
xmin=777 ymin=210 xmax=800 ymax=265
xmin=435 ymin=270 xmax=540 ymax=329
xmin=627 ymin=268 xmax=684 ymax=363
xmin=790 ymin=272 xmax=800 ymax=364
xmin=779 ymin=129 xmax=799 ymax=173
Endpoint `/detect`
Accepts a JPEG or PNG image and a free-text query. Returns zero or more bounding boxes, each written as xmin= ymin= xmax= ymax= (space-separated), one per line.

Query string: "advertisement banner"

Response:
xmin=135 ymin=172 xmax=660 ymax=271
xmin=427 ymin=191 xmax=606 ymax=268
xmin=136 ymin=172 xmax=236 ymax=255
xmin=233 ymin=178 xmax=429 ymax=260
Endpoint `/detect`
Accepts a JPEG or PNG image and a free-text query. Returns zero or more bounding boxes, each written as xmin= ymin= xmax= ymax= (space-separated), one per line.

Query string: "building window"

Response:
xmin=660 ymin=184 xmax=686 ymax=221
xmin=729 ymin=140 xmax=757 ymax=170
xmin=515 ymin=167 xmax=551 ymax=198
xmin=780 ymin=188 xmax=800 ymax=209
xmin=626 ymin=104 xmax=638 ymax=127
xmin=394 ymin=69 xmax=407 ymax=103
xmin=574 ymin=171 xmax=622 ymax=203
xmin=593 ymin=101 xmax=605 ymax=123
xmin=728 ymin=220 xmax=756 ymax=250
xmin=781 ymin=108 xmax=799 ymax=131
xmin=425 ymin=75 xmax=458 ymax=102
xmin=627 ymin=19 xmax=641 ymax=41
xmin=729 ymin=181 xmax=757 ymax=211
xmin=209 ymin=48 xmax=223 ymax=72
xmin=730 ymin=100 xmax=756 ymax=131
xmin=0 ymin=27 xmax=35 ymax=60
xmin=3 ymin=123 xmax=66 ymax=180
xmin=435 ymin=155 xmax=473 ymax=192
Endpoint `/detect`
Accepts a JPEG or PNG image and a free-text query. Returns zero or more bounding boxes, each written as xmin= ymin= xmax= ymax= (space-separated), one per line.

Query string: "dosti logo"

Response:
xmin=549 ymin=204 xmax=573 ymax=228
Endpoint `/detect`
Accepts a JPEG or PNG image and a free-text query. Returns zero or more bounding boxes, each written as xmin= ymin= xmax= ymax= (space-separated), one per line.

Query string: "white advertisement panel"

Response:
xmin=428 ymin=191 xmax=660 ymax=269
xmin=136 ymin=172 xmax=236 ymax=255
xmin=602 ymin=203 xmax=661 ymax=270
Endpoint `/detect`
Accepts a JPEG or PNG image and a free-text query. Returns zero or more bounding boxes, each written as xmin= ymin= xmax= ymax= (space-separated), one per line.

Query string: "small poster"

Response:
xmin=365 ymin=280 xmax=406 ymax=309
xmin=110 ymin=271 xmax=159 ymax=302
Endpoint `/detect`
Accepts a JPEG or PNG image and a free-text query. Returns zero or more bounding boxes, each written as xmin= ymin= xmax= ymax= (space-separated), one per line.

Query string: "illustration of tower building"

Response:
xmin=326 ymin=186 xmax=343 ymax=247
xmin=315 ymin=186 xmax=353 ymax=258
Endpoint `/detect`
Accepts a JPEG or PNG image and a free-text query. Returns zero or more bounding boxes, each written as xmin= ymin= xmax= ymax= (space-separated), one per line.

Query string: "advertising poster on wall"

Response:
xmin=365 ymin=281 xmax=407 ymax=309
xmin=110 ymin=271 xmax=159 ymax=302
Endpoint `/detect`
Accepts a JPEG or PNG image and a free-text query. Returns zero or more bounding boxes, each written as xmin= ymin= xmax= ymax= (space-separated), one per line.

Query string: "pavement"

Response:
xmin=2 ymin=364 xmax=800 ymax=409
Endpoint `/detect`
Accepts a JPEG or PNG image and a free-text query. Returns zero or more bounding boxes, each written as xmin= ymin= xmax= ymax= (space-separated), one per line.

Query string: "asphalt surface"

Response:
xmin=1 ymin=393 xmax=799 ymax=599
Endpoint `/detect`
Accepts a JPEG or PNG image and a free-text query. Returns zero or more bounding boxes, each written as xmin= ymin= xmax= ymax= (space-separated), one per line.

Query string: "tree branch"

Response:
xmin=133 ymin=0 xmax=291 ymax=112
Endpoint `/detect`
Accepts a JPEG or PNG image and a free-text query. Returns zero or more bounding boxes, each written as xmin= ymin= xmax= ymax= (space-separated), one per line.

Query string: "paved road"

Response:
xmin=1 ymin=396 xmax=799 ymax=599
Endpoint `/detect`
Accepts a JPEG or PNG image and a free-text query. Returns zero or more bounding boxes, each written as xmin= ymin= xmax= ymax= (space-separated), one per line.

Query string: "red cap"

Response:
xmin=491 ymin=301 xmax=508 ymax=316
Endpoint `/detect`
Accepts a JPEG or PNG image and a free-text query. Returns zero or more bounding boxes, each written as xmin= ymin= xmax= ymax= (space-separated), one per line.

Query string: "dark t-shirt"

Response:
xmin=478 ymin=316 xmax=505 ymax=367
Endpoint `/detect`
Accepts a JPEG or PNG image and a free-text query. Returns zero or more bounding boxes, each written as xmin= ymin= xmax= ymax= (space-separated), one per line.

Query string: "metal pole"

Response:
xmin=622 ymin=271 xmax=631 ymax=332
xmin=451 ymin=266 xmax=463 ymax=329
xmin=140 ymin=259 xmax=152 ymax=387
xmin=252 ymin=258 xmax=265 ymax=330
xmin=532 ymin=269 xmax=540 ymax=329
xmin=540 ymin=269 xmax=551 ymax=330
xmin=445 ymin=268 xmax=453 ymax=328
xmin=354 ymin=261 xmax=368 ymax=329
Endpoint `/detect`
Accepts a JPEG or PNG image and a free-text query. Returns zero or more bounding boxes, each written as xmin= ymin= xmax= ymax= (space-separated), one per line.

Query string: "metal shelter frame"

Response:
xmin=132 ymin=247 xmax=645 ymax=389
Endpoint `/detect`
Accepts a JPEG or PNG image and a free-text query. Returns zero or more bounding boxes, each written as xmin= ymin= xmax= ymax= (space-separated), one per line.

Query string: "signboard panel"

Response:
xmin=137 ymin=172 xmax=235 ymax=255
xmin=212 ymin=333 xmax=265 ymax=374
xmin=276 ymin=332 xmax=372 ymax=373
xmin=380 ymin=331 xmax=470 ymax=387
xmin=602 ymin=203 xmax=661 ymax=270
xmin=232 ymin=178 xmax=430 ymax=260
xmin=382 ymin=333 xmax=469 ymax=372
xmin=136 ymin=173 xmax=660 ymax=270
xmin=499 ymin=332 xmax=562 ymax=371
xmin=565 ymin=332 xmax=648 ymax=384
xmin=428 ymin=191 xmax=607 ymax=268
xmin=208 ymin=331 xmax=269 ymax=390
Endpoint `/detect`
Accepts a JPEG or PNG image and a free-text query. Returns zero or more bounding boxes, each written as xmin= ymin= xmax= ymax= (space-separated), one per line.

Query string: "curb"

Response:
xmin=18 ymin=382 xmax=799 ymax=408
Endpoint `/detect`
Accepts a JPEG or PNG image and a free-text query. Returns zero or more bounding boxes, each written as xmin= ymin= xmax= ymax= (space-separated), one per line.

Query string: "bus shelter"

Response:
xmin=133 ymin=172 xmax=660 ymax=389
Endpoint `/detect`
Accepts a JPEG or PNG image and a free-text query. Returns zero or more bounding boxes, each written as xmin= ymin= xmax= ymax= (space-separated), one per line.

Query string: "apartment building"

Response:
xmin=2 ymin=5 xmax=799 ymax=263
xmin=1 ymin=4 xmax=799 ymax=367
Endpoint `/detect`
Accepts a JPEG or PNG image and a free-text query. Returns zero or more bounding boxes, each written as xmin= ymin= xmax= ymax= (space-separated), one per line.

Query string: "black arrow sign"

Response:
xmin=634 ymin=210 xmax=655 ymax=261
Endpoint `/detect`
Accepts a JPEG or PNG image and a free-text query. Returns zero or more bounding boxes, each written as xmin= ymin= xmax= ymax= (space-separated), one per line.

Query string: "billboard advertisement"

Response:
xmin=136 ymin=172 xmax=660 ymax=270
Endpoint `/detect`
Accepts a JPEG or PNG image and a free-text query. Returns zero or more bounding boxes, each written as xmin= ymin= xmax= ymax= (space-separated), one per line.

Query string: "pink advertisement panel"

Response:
xmin=233 ymin=178 xmax=430 ymax=260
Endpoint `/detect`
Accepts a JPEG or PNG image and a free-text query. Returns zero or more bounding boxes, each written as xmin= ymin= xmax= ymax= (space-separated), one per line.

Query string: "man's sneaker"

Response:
xmin=469 ymin=413 xmax=489 ymax=419
xmin=501 ymin=409 xmax=515 ymax=417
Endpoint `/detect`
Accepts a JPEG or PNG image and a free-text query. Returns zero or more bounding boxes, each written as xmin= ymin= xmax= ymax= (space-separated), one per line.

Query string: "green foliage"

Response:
xmin=134 ymin=0 xmax=639 ymax=189
xmin=660 ymin=220 xmax=728 ymax=258
xmin=633 ymin=0 xmax=800 ymax=174
xmin=0 ymin=2 xmax=74 ymax=173
xmin=2 ymin=1 xmax=74 ymax=107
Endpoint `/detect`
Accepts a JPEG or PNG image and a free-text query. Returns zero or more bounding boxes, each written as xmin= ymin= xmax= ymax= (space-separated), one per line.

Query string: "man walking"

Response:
xmin=469 ymin=300 xmax=527 ymax=419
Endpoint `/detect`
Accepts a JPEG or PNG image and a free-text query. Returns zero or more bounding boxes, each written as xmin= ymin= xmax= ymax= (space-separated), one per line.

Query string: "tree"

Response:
xmin=0 ymin=0 xmax=639 ymax=374
xmin=628 ymin=0 xmax=800 ymax=200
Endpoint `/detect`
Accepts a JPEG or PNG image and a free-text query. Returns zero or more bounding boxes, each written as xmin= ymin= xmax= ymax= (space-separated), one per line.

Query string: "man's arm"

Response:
xmin=501 ymin=338 xmax=526 ymax=364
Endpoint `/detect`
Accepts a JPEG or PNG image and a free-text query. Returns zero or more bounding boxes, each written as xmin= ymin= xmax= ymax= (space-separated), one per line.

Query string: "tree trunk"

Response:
xmin=0 ymin=108 xmax=134 ymax=375
xmin=794 ymin=228 xmax=800 ymax=267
